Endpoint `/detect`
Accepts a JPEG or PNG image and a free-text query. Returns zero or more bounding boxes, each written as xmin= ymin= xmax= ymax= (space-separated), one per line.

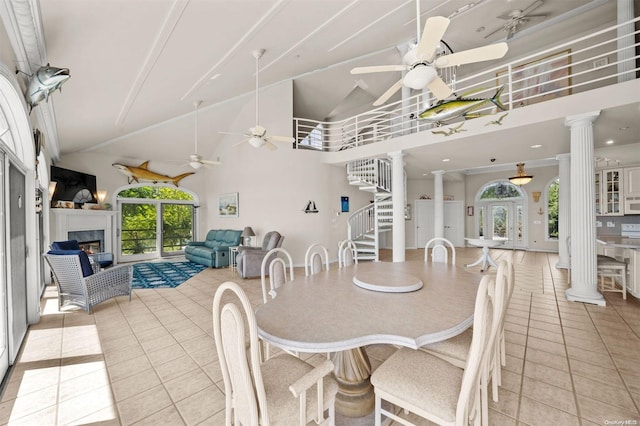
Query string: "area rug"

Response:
xmin=132 ymin=261 xmax=207 ymax=289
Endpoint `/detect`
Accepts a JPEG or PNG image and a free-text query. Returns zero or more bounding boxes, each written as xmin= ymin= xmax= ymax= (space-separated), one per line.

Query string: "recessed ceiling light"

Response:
xmin=442 ymin=158 xmax=450 ymax=162
xmin=619 ymin=126 xmax=630 ymax=131
xmin=530 ymin=144 xmax=542 ymax=149
xmin=606 ymin=140 xmax=614 ymax=145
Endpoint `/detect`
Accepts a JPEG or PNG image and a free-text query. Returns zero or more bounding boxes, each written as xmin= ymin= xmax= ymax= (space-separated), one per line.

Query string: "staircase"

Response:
xmin=346 ymin=158 xmax=394 ymax=261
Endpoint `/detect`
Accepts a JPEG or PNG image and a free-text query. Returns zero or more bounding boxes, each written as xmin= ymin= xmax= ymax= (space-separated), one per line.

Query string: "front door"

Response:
xmin=0 ymin=151 xmax=9 ymax=376
xmin=479 ymin=201 xmax=526 ymax=249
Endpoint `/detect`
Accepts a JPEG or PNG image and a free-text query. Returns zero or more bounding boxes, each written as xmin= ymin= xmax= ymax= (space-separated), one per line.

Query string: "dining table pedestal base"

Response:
xmin=331 ymin=348 xmax=375 ymax=417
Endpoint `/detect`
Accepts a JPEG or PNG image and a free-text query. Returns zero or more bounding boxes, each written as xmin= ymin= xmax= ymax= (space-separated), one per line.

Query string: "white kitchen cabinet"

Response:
xmin=597 ymin=168 xmax=624 ymax=216
xmin=624 ymin=166 xmax=640 ymax=214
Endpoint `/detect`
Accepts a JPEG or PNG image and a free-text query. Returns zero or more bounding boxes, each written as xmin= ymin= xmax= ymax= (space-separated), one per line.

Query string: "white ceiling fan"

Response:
xmin=188 ymin=100 xmax=221 ymax=169
xmin=229 ymin=49 xmax=295 ymax=151
xmin=351 ymin=0 xmax=508 ymax=106
xmin=484 ymin=0 xmax=547 ymax=40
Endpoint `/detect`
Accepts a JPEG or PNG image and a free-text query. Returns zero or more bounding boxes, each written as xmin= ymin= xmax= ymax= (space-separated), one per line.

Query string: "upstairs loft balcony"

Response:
xmin=293 ymin=16 xmax=640 ymax=163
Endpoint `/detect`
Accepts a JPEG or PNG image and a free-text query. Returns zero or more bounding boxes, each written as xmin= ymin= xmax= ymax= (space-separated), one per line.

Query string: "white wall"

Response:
xmin=56 ymin=81 xmax=370 ymax=266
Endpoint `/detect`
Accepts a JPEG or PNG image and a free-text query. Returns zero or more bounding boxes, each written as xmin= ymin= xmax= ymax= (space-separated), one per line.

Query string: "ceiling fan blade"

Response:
xmin=233 ymin=138 xmax=250 ymax=147
xmin=483 ymin=25 xmax=507 ymax=39
xmin=522 ymin=0 xmax=544 ymax=15
xmin=427 ymin=76 xmax=452 ymax=100
xmin=202 ymin=159 xmax=222 ymax=166
xmin=267 ymin=135 xmax=295 ymax=143
xmin=351 ymin=65 xmax=408 ymax=74
xmin=415 ymin=16 xmax=450 ymax=61
xmin=434 ymin=42 xmax=508 ymax=68
xmin=264 ymin=141 xmax=278 ymax=151
xmin=373 ymin=79 xmax=403 ymax=107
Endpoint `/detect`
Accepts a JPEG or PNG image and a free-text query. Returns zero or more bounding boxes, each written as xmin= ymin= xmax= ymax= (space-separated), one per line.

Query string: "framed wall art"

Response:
xmin=218 ymin=192 xmax=239 ymax=217
xmin=497 ymin=49 xmax=571 ymax=107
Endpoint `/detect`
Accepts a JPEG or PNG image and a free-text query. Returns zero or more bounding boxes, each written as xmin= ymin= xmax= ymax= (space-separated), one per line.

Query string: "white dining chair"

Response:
xmin=260 ymin=247 xmax=295 ymax=304
xmin=371 ymin=274 xmax=496 ymax=426
xmin=424 ymin=237 xmax=456 ymax=265
xmin=305 ymin=243 xmax=330 ymax=276
xmin=338 ymin=239 xmax=358 ymax=267
xmin=418 ymin=260 xmax=510 ymax=425
xmin=213 ymin=281 xmax=338 ymax=426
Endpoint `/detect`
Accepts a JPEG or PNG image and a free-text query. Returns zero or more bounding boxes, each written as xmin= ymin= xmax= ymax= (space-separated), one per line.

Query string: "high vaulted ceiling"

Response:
xmin=31 ymin=0 xmax=639 ymax=175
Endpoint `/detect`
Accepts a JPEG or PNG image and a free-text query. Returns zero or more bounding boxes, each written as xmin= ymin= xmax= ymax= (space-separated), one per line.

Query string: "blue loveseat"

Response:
xmin=185 ymin=229 xmax=242 ymax=268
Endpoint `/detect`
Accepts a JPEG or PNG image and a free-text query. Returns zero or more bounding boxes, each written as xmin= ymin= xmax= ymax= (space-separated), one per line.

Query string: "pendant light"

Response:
xmin=508 ymin=163 xmax=533 ymax=186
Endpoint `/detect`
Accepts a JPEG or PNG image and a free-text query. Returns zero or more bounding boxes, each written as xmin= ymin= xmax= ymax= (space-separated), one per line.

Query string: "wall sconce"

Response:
xmin=538 ymin=207 xmax=544 ymax=215
xmin=532 ymin=191 xmax=541 ymax=203
xmin=96 ymin=190 xmax=107 ymax=205
xmin=48 ymin=181 xmax=57 ymax=200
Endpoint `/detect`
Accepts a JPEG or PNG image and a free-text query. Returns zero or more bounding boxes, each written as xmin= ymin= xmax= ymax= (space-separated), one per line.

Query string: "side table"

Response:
xmin=229 ymin=246 xmax=239 ymax=271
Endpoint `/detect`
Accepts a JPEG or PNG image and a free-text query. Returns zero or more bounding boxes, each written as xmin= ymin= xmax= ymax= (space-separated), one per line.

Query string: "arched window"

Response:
xmin=546 ymin=178 xmax=559 ymax=240
xmin=475 ymin=180 xmax=528 ymax=248
xmin=116 ymin=184 xmax=199 ymax=262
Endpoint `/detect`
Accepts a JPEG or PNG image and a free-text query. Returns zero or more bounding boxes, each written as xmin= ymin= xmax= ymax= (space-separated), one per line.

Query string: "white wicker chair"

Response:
xmin=213 ymin=281 xmax=338 ymax=426
xmin=45 ymin=253 xmax=133 ymax=314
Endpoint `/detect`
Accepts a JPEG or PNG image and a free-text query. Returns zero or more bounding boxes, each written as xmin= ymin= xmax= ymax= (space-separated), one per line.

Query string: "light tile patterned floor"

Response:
xmin=0 ymin=248 xmax=638 ymax=425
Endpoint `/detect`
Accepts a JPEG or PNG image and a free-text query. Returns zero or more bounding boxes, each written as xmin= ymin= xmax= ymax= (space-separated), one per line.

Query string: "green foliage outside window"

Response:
xmin=119 ymin=186 xmax=195 ymax=255
xmin=548 ymin=179 xmax=559 ymax=239
xmin=479 ymin=182 xmax=523 ymax=200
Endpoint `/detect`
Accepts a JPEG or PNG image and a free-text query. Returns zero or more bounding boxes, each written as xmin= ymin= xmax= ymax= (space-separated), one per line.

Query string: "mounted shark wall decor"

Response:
xmin=22 ymin=64 xmax=70 ymax=111
xmin=112 ymin=161 xmax=194 ymax=186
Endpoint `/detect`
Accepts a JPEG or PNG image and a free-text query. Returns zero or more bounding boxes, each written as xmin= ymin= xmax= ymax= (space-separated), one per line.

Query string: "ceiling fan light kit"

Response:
xmin=403 ymin=66 xmax=437 ymax=90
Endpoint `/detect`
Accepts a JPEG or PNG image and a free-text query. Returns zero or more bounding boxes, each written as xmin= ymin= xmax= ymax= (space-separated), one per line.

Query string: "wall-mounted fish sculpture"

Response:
xmin=419 ymin=86 xmax=506 ymax=125
xmin=112 ymin=161 xmax=194 ymax=186
xmin=25 ymin=65 xmax=70 ymax=110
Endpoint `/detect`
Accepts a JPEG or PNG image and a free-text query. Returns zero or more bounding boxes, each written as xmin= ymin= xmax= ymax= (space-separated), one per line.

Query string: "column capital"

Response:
xmin=387 ymin=150 xmax=404 ymax=158
xmin=555 ymin=153 xmax=571 ymax=161
xmin=564 ymin=111 xmax=600 ymax=128
xmin=431 ymin=170 xmax=445 ymax=177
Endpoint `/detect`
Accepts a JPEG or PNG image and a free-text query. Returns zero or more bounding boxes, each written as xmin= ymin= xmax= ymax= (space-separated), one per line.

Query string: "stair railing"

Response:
xmin=347 ymin=203 xmax=375 ymax=241
xmin=346 ymin=158 xmax=392 ymax=193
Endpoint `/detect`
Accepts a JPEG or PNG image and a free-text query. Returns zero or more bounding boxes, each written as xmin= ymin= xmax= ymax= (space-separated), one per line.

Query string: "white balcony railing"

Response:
xmin=294 ymin=16 xmax=639 ymax=152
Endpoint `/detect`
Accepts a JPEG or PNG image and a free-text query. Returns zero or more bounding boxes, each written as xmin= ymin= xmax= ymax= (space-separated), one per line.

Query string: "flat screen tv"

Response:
xmin=50 ymin=166 xmax=98 ymax=206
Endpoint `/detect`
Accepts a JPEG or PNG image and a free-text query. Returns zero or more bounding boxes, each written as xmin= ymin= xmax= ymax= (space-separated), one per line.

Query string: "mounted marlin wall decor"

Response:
xmin=21 ymin=64 xmax=70 ymax=111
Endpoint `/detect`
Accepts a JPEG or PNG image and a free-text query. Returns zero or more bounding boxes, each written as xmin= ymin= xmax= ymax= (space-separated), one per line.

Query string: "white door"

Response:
xmin=0 ymin=151 xmax=9 ymax=377
xmin=415 ymin=200 xmax=464 ymax=248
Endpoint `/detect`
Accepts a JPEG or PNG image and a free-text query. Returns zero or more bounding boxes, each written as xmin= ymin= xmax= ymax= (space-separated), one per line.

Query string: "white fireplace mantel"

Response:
xmin=50 ymin=209 xmax=117 ymax=261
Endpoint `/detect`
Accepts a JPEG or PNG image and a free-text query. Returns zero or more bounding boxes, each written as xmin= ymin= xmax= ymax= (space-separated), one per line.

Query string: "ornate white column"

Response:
xmin=389 ymin=151 xmax=406 ymax=262
xmin=432 ymin=170 xmax=445 ymax=238
xmin=565 ymin=111 xmax=605 ymax=306
xmin=556 ymin=153 xmax=571 ymax=269
xmin=617 ymin=0 xmax=635 ymax=82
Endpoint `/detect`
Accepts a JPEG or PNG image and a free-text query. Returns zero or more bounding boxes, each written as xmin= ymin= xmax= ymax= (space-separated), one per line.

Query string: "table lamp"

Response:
xmin=242 ymin=226 xmax=255 ymax=246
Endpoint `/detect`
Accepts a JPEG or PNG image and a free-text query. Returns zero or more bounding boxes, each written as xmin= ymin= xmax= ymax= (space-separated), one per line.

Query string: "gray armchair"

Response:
xmin=236 ymin=231 xmax=284 ymax=278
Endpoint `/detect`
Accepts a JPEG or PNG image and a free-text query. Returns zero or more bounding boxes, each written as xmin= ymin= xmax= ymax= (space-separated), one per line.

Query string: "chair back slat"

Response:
xmin=424 ymin=237 xmax=456 ymax=265
xmin=260 ymin=248 xmax=294 ymax=304
xmin=304 ymin=244 xmax=329 ymax=276
xmin=338 ymin=240 xmax=358 ymax=268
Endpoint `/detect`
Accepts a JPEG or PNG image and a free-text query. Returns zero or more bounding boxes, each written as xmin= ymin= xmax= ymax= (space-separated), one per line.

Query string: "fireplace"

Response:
xmin=50 ymin=209 xmax=116 ymax=265
xmin=68 ymin=230 xmax=105 ymax=253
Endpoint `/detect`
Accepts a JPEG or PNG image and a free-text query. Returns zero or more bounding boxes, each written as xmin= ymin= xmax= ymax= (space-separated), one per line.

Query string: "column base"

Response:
xmin=566 ymin=287 xmax=606 ymax=306
xmin=555 ymin=261 xmax=570 ymax=269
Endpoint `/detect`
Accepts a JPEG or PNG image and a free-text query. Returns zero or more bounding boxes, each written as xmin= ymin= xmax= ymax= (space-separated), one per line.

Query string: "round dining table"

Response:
xmin=254 ymin=260 xmax=481 ymax=417
xmin=465 ymin=237 xmax=507 ymax=272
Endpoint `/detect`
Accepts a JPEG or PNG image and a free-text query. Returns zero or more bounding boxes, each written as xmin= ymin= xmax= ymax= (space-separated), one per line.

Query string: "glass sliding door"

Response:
xmin=119 ymin=201 xmax=158 ymax=262
xmin=161 ymin=203 xmax=195 ymax=256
